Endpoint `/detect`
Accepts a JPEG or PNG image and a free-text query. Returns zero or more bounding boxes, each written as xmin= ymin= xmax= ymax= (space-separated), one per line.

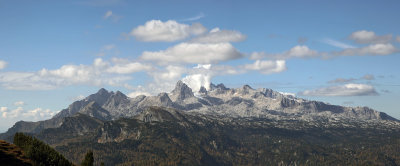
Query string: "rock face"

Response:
xmin=1 ymin=81 xmax=398 ymax=140
xmin=170 ymin=80 xmax=195 ymax=101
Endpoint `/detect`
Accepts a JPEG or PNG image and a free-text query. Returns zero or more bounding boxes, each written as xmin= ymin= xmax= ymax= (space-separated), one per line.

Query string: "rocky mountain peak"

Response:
xmin=171 ymin=80 xmax=194 ymax=101
xmin=199 ymin=86 xmax=208 ymax=95
xmin=79 ymin=101 xmax=111 ymax=121
xmin=210 ymin=83 xmax=229 ymax=91
xmin=97 ymin=88 xmax=108 ymax=94
xmin=114 ymin=91 xmax=127 ymax=100
xmin=242 ymin=85 xmax=253 ymax=90
xmin=86 ymin=88 xmax=113 ymax=106
xmin=158 ymin=92 xmax=173 ymax=105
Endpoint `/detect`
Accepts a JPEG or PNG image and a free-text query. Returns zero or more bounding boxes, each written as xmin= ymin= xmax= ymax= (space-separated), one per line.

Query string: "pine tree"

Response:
xmin=81 ymin=150 xmax=94 ymax=166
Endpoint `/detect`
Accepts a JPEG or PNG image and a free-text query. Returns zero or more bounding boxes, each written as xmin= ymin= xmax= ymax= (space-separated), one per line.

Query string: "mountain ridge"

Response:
xmin=0 ymin=81 xmax=398 ymax=141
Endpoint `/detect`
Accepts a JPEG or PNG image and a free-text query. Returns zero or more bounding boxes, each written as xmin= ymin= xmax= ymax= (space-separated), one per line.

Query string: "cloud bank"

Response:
xmin=299 ymin=84 xmax=378 ymax=96
xmin=130 ymin=20 xmax=207 ymax=42
xmin=141 ymin=42 xmax=243 ymax=64
xmin=349 ymin=30 xmax=392 ymax=44
xmin=0 ymin=60 xmax=7 ymax=70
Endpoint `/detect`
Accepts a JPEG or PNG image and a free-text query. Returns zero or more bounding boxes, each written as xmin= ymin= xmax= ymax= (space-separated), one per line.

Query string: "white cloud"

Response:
xmin=396 ymin=36 xmax=400 ymax=43
xmin=107 ymin=62 xmax=152 ymax=74
xmin=128 ymin=91 xmax=151 ymax=98
xmin=103 ymin=10 xmax=122 ymax=22
xmin=0 ymin=107 xmax=7 ymax=112
xmin=130 ymin=20 xmax=207 ymax=42
xmin=104 ymin=10 xmax=112 ymax=19
xmin=299 ymin=84 xmax=378 ymax=96
xmin=250 ymin=45 xmax=319 ymax=60
xmin=242 ymin=60 xmax=287 ymax=74
xmin=150 ymin=65 xmax=186 ymax=83
xmin=0 ymin=58 xmax=150 ymax=90
xmin=182 ymin=74 xmax=211 ymax=92
xmin=337 ymin=43 xmax=397 ymax=56
xmin=284 ymin=45 xmax=319 ymax=58
xmin=0 ymin=106 xmax=56 ymax=121
xmin=127 ymin=59 xmax=285 ymax=96
xmin=322 ymin=38 xmax=355 ymax=49
xmin=0 ymin=60 xmax=7 ymax=70
xmin=14 ymin=101 xmax=25 ymax=106
xmin=191 ymin=28 xmax=246 ymax=43
xmin=349 ymin=30 xmax=392 ymax=44
xmin=70 ymin=95 xmax=85 ymax=101
xmin=211 ymin=65 xmax=242 ymax=75
xmin=126 ymin=65 xmax=188 ymax=96
xmin=182 ymin=64 xmax=213 ymax=92
xmin=2 ymin=107 xmax=23 ymax=118
xmin=181 ymin=12 xmax=205 ymax=21
xmin=141 ymin=42 xmax=243 ymax=64
xmin=279 ymin=92 xmax=296 ymax=97
xmin=22 ymin=108 xmax=56 ymax=120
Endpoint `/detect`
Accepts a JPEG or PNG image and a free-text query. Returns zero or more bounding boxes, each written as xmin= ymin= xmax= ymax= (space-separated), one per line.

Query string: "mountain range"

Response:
xmin=1 ymin=81 xmax=400 ymax=165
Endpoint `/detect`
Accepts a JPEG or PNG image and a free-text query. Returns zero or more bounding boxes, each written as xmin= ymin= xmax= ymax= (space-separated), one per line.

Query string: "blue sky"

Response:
xmin=1 ymin=0 xmax=400 ymax=131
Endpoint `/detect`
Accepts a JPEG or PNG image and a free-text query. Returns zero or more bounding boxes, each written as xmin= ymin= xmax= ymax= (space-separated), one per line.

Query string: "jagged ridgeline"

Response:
xmin=0 ymin=81 xmax=400 ymax=165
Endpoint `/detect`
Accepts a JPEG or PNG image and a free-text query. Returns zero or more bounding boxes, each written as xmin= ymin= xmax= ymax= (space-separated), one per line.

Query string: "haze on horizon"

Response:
xmin=0 ymin=0 xmax=400 ymax=132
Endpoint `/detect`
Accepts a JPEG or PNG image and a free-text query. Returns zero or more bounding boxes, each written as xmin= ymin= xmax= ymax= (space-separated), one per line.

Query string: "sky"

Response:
xmin=1 ymin=0 xmax=400 ymax=132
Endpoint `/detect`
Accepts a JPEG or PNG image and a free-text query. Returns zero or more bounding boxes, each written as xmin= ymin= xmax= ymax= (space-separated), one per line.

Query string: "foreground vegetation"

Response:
xmin=13 ymin=132 xmax=73 ymax=166
xmin=51 ymin=117 xmax=400 ymax=166
xmin=5 ymin=109 xmax=400 ymax=166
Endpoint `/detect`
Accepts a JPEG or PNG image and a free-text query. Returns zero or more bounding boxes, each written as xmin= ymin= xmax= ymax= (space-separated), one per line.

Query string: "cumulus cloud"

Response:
xmin=0 ymin=60 xmax=7 ymax=70
xmin=299 ymin=84 xmax=378 ymax=96
xmin=279 ymin=92 xmax=296 ymax=97
xmin=242 ymin=60 xmax=287 ymax=74
xmin=107 ymin=62 xmax=153 ymax=74
xmin=0 ymin=58 xmax=151 ymax=90
xmin=0 ymin=107 xmax=7 ymax=112
xmin=397 ymin=36 xmax=400 ymax=43
xmin=130 ymin=20 xmax=207 ymax=42
xmin=141 ymin=42 xmax=243 ymax=64
xmin=14 ymin=101 xmax=25 ymax=106
xmin=150 ymin=65 xmax=186 ymax=82
xmin=336 ymin=43 xmax=397 ymax=56
xmin=126 ymin=65 xmax=188 ymax=96
xmin=182 ymin=64 xmax=213 ymax=92
xmin=0 ymin=106 xmax=56 ymax=121
xmin=190 ymin=28 xmax=246 ymax=43
xmin=127 ymin=59 xmax=286 ymax=96
xmin=127 ymin=91 xmax=151 ymax=98
xmin=250 ymin=45 xmax=319 ymax=60
xmin=349 ymin=30 xmax=392 ymax=44
xmin=1 ymin=107 xmax=23 ymax=118
xmin=70 ymin=95 xmax=85 ymax=101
